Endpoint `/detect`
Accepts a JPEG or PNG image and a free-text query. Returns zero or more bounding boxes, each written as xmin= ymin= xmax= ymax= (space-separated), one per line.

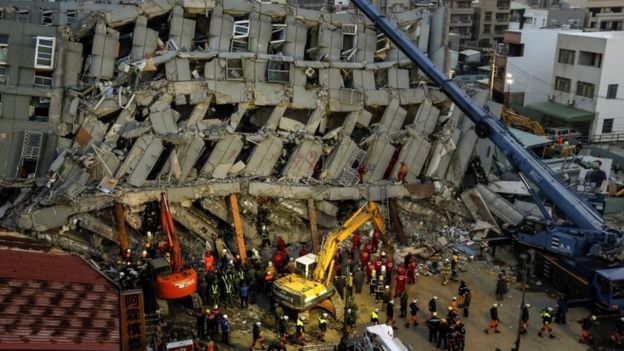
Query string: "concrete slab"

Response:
xmin=150 ymin=109 xmax=179 ymax=135
xmin=127 ymin=137 xmax=163 ymax=187
xmin=282 ymin=139 xmax=323 ymax=181
xmin=363 ymin=136 xmax=395 ymax=183
xmin=243 ymin=134 xmax=283 ymax=177
xmin=324 ymin=137 xmax=363 ymax=180
xmin=475 ymin=184 xmax=525 ymax=225
xmin=175 ymin=136 xmax=205 ymax=182
xmin=201 ymin=134 xmax=243 ymax=178
xmin=390 ymin=135 xmax=431 ymax=183
xmin=379 ymin=98 xmax=407 ymax=133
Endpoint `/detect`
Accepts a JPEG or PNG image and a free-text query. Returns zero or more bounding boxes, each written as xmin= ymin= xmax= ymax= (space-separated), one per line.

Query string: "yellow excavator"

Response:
xmin=501 ymin=106 xmax=546 ymax=136
xmin=272 ymin=202 xmax=385 ymax=315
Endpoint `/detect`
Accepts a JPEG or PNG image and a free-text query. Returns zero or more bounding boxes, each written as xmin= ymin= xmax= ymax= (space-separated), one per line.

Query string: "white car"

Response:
xmin=365 ymin=325 xmax=412 ymax=351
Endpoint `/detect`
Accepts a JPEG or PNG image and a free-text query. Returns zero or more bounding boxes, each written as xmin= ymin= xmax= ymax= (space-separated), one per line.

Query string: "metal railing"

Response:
xmin=576 ymin=132 xmax=624 ymax=145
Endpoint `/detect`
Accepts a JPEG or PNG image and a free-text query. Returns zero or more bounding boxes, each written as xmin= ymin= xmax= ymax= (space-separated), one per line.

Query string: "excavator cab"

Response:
xmin=295 ymin=253 xmax=318 ymax=279
xmin=150 ymin=257 xmax=172 ymax=278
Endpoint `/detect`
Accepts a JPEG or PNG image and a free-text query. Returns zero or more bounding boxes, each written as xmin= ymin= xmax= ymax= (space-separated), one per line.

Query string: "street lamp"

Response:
xmin=506 ymin=73 xmax=514 ymax=105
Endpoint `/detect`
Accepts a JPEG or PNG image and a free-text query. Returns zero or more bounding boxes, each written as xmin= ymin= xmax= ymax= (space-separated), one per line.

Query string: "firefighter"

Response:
xmin=274 ymin=303 xmax=284 ymax=333
xmin=495 ymin=273 xmax=508 ymax=301
xmin=317 ymin=313 xmax=328 ymax=341
xmin=438 ymin=318 xmax=449 ymax=350
xmin=369 ymin=269 xmax=378 ymax=296
xmin=462 ymin=287 xmax=472 ymax=318
xmin=458 ymin=281 xmax=468 ymax=307
xmin=222 ymin=272 xmax=234 ymax=306
xmin=371 ymin=308 xmax=380 ymax=325
xmin=442 ymin=259 xmax=451 ymax=285
xmin=196 ymin=308 xmax=206 ymax=338
xmin=520 ymin=304 xmax=531 ymax=335
xmin=240 ymin=281 xmax=249 ymax=308
xmin=277 ymin=316 xmax=288 ymax=345
xmin=579 ymin=315 xmax=596 ymax=344
xmin=406 ymin=298 xmax=420 ymax=328
xmin=220 ymin=315 xmax=230 ymax=344
xmin=295 ymin=316 xmax=305 ymax=345
xmin=264 ymin=262 xmax=277 ymax=297
xmin=287 ymin=257 xmax=296 ymax=274
xmin=399 ymin=291 xmax=408 ymax=318
xmin=429 ymin=296 xmax=438 ymax=316
xmin=538 ymin=307 xmax=556 ymax=338
xmin=353 ymin=267 xmax=366 ymax=294
xmin=346 ymin=308 xmax=356 ymax=333
xmin=449 ymin=296 xmax=458 ymax=312
xmin=204 ymin=250 xmax=215 ymax=272
xmin=426 ymin=312 xmax=441 ymax=344
xmin=206 ymin=306 xmax=219 ymax=338
xmin=352 ymin=231 xmax=361 ymax=250
xmin=205 ymin=336 xmax=216 ymax=351
xmin=394 ymin=269 xmax=407 ymax=298
xmin=251 ymin=321 xmax=265 ymax=350
xmin=450 ymin=252 xmax=459 ymax=281
xmin=484 ymin=303 xmax=501 ymax=334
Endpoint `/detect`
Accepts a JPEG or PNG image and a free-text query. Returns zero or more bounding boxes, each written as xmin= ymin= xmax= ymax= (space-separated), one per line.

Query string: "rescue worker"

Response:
xmin=484 ymin=303 xmax=501 ymax=334
xmin=360 ymin=249 xmax=370 ymax=271
xmin=204 ymin=250 xmax=215 ymax=272
xmin=277 ymin=316 xmax=288 ymax=345
xmin=406 ymin=298 xmax=420 ymax=328
xmin=611 ymin=316 xmax=624 ymax=346
xmin=407 ymin=257 xmax=417 ymax=285
xmin=495 ymin=273 xmax=507 ymax=301
xmin=429 ymin=296 xmax=439 ymax=316
xmin=346 ymin=308 xmax=356 ymax=333
xmin=520 ymin=304 xmax=531 ymax=335
xmin=220 ymin=315 xmax=230 ymax=344
xmin=251 ymin=321 xmax=264 ymax=350
xmin=207 ymin=305 xmax=220 ymax=338
xmin=426 ymin=312 xmax=441 ymax=344
xmin=452 ymin=318 xmax=466 ymax=351
xmin=579 ymin=315 xmax=596 ymax=344
xmin=317 ymin=313 xmax=328 ymax=341
xmin=295 ymin=316 xmax=305 ymax=345
xmin=450 ymin=296 xmax=458 ymax=312
xmin=555 ymin=295 xmax=568 ymax=325
xmin=352 ymin=231 xmax=361 ymax=250
xmin=458 ymin=281 xmax=468 ymax=307
xmin=399 ymin=291 xmax=408 ymax=318
xmin=222 ymin=272 xmax=234 ymax=306
xmin=205 ymin=336 xmax=216 ymax=351
xmin=287 ymin=258 xmax=296 ymax=274
xmin=438 ymin=318 xmax=449 ymax=350
xmin=450 ymin=252 xmax=459 ymax=281
xmin=397 ymin=161 xmax=408 ymax=183
xmin=196 ymin=308 xmax=206 ymax=338
xmin=264 ymin=262 xmax=277 ymax=297
xmin=346 ymin=272 xmax=354 ymax=296
xmin=538 ymin=307 xmax=556 ymax=338
xmin=394 ymin=269 xmax=407 ymax=298
xmin=353 ymin=267 xmax=366 ymax=294
xmin=447 ymin=305 xmax=459 ymax=325
xmin=369 ymin=268 xmax=377 ymax=295
xmin=386 ymin=299 xmax=395 ymax=327
xmin=274 ymin=303 xmax=284 ymax=333
xmin=240 ymin=281 xmax=249 ymax=308
xmin=442 ymin=259 xmax=451 ymax=285
xmin=371 ymin=308 xmax=380 ymax=325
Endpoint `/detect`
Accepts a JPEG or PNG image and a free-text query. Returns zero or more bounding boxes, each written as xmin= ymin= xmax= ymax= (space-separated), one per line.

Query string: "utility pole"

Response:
xmin=488 ymin=48 xmax=496 ymax=100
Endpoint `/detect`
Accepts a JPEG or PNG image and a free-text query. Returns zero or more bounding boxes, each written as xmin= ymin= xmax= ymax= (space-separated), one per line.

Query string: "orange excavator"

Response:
xmin=150 ymin=192 xmax=200 ymax=315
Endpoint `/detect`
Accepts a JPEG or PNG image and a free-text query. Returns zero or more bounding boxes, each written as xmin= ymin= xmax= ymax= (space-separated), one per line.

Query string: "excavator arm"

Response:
xmin=312 ymin=202 xmax=385 ymax=286
xmin=160 ymin=192 xmax=184 ymax=273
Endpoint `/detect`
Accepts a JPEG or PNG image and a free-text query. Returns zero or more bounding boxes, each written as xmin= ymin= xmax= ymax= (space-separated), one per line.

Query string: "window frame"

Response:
xmin=576 ymin=80 xmax=595 ymax=98
xmin=607 ymin=84 xmax=618 ymax=99
xmin=558 ymin=49 xmax=575 ymax=65
xmin=554 ymin=76 xmax=571 ymax=93
xmin=602 ymin=118 xmax=614 ymax=134
xmin=34 ymin=36 xmax=55 ymax=70
xmin=41 ymin=10 xmax=54 ymax=26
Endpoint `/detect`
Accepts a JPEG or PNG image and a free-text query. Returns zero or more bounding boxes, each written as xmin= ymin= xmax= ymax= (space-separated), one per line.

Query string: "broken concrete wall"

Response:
xmin=89 ymin=22 xmax=119 ymax=79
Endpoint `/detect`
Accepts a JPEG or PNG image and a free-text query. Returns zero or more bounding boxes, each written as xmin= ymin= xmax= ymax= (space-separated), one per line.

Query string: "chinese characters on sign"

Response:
xmin=120 ymin=290 xmax=146 ymax=351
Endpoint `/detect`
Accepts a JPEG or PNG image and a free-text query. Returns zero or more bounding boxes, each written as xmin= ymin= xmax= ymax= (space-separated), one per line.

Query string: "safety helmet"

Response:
xmin=299 ymin=315 xmax=305 ymax=321
xmin=323 ymin=313 xmax=328 ymax=317
xmin=141 ymin=250 xmax=148 ymax=257
xmin=444 ymin=258 xmax=449 ymax=263
xmin=621 ymin=317 xmax=624 ymax=322
xmin=493 ymin=303 xmax=498 ymax=308
xmin=433 ymin=296 xmax=439 ymax=300
xmin=126 ymin=248 xmax=131 ymax=253
xmin=284 ymin=316 xmax=289 ymax=320
xmin=347 ymin=309 xmax=351 ymax=313
xmin=268 ymin=262 xmax=273 ymax=266
xmin=452 ymin=296 xmax=457 ymax=301
xmin=256 ymin=321 xmax=262 ymax=326
xmin=413 ymin=298 xmax=418 ymax=303
xmin=214 ymin=304 xmax=218 ymax=309
xmin=385 ymin=285 xmax=390 ymax=289
xmin=206 ymin=309 xmax=210 ymax=313
xmin=432 ymin=312 xmax=438 ymax=317
xmin=525 ymin=304 xmax=531 ymax=308
xmin=547 ymin=307 xmax=553 ymax=312
xmin=390 ymin=300 xmax=395 ymax=304
xmin=591 ymin=315 xmax=597 ymax=321
xmin=375 ymin=308 xmax=380 ymax=313
xmin=381 ymin=251 xmax=387 ymax=256
xmin=119 ymin=272 xmax=125 ymax=278
xmin=223 ymin=315 xmax=228 ymax=319
xmin=222 ymin=249 xmax=227 ymax=253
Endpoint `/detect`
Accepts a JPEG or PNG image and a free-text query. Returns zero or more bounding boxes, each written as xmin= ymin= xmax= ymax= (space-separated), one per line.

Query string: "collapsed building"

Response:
xmin=0 ymin=0 xmax=496 ymax=258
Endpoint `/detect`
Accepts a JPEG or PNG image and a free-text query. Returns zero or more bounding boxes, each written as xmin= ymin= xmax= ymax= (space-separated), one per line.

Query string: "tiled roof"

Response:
xmin=0 ymin=249 xmax=120 ymax=350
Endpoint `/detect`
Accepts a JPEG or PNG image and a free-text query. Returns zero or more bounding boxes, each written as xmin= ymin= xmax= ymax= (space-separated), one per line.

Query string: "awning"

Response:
xmin=526 ymin=101 xmax=594 ymax=123
xmin=510 ymin=128 xmax=554 ymax=148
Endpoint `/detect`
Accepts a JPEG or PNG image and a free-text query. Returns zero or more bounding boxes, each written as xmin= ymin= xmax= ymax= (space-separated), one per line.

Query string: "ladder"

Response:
xmin=380 ymin=185 xmax=391 ymax=231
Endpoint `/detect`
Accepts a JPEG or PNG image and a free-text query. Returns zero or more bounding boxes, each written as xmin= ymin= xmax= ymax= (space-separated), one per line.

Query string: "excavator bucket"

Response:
xmin=317 ymin=298 xmax=337 ymax=317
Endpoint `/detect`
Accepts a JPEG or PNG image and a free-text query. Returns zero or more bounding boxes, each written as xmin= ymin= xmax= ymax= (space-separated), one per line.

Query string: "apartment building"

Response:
xmin=474 ymin=0 xmax=511 ymax=47
xmin=448 ymin=0 xmax=475 ymax=48
xmin=565 ymin=0 xmax=624 ymax=30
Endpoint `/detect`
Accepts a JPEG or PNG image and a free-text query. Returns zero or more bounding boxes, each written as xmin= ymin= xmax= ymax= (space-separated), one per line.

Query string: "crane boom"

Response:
xmin=313 ymin=202 xmax=385 ymax=285
xmin=351 ymin=0 xmax=603 ymax=232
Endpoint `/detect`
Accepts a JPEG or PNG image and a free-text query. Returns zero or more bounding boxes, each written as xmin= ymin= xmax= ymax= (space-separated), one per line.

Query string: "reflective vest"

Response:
xmin=318 ymin=317 xmax=327 ymax=326
xmin=371 ymin=311 xmax=379 ymax=320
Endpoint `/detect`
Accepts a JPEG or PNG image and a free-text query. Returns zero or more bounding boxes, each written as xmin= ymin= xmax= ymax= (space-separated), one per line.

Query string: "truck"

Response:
xmin=272 ymin=202 xmax=384 ymax=315
xmin=350 ymin=0 xmax=624 ymax=313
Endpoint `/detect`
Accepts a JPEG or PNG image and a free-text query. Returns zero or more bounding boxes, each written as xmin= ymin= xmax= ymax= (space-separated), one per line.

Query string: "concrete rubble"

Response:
xmin=0 ymin=0 xmax=501 ymax=261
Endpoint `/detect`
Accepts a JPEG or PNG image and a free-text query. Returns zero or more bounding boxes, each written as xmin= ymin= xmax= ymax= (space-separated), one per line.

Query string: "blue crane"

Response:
xmin=351 ymin=0 xmax=624 ymax=312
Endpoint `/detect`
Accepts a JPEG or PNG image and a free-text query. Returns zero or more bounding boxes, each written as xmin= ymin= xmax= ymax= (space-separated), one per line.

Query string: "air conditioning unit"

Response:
xmin=342 ymin=24 xmax=357 ymax=35
xmin=568 ymin=99 xmax=575 ymax=106
xmin=548 ymin=94 xmax=555 ymax=101
xmin=561 ymin=24 xmax=571 ymax=30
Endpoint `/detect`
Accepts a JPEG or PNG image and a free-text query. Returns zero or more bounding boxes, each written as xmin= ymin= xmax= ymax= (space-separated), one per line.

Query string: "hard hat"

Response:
xmin=141 ymin=250 xmax=148 ymax=257
xmin=347 ymin=309 xmax=351 ymax=313
xmin=206 ymin=309 xmax=210 ymax=313
xmin=222 ymin=249 xmax=227 ymax=253
xmin=444 ymin=258 xmax=449 ymax=263
xmin=299 ymin=315 xmax=305 ymax=321
xmin=591 ymin=315 xmax=597 ymax=321
xmin=390 ymin=300 xmax=395 ymax=304
xmin=441 ymin=318 xmax=447 ymax=323
xmin=381 ymin=251 xmax=386 ymax=256
xmin=268 ymin=262 xmax=273 ymax=266
xmin=229 ymin=259 xmax=234 ymax=265
xmin=493 ymin=303 xmax=498 ymax=308
xmin=256 ymin=321 xmax=262 ymax=326
xmin=126 ymin=248 xmax=131 ymax=253
xmin=525 ymin=304 xmax=531 ymax=308
xmin=547 ymin=307 xmax=553 ymax=312
xmin=147 ymin=231 xmax=152 ymax=237
xmin=214 ymin=305 xmax=218 ymax=309
xmin=433 ymin=296 xmax=439 ymax=300
xmin=413 ymin=298 xmax=418 ymax=303
xmin=375 ymin=308 xmax=380 ymax=313
xmin=290 ymin=257 xmax=294 ymax=261
xmin=223 ymin=315 xmax=228 ymax=319
xmin=448 ymin=306 xmax=453 ymax=311
xmin=385 ymin=285 xmax=390 ymax=289
xmin=284 ymin=316 xmax=289 ymax=320
xmin=323 ymin=313 xmax=328 ymax=317
xmin=119 ymin=272 xmax=125 ymax=278
xmin=432 ymin=312 xmax=438 ymax=316
xmin=621 ymin=317 xmax=624 ymax=322
xmin=452 ymin=296 xmax=457 ymax=301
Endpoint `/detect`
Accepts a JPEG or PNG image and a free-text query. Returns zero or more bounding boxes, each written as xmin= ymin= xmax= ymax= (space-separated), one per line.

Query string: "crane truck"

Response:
xmin=350 ymin=0 xmax=624 ymax=313
xmin=273 ymin=202 xmax=385 ymax=315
